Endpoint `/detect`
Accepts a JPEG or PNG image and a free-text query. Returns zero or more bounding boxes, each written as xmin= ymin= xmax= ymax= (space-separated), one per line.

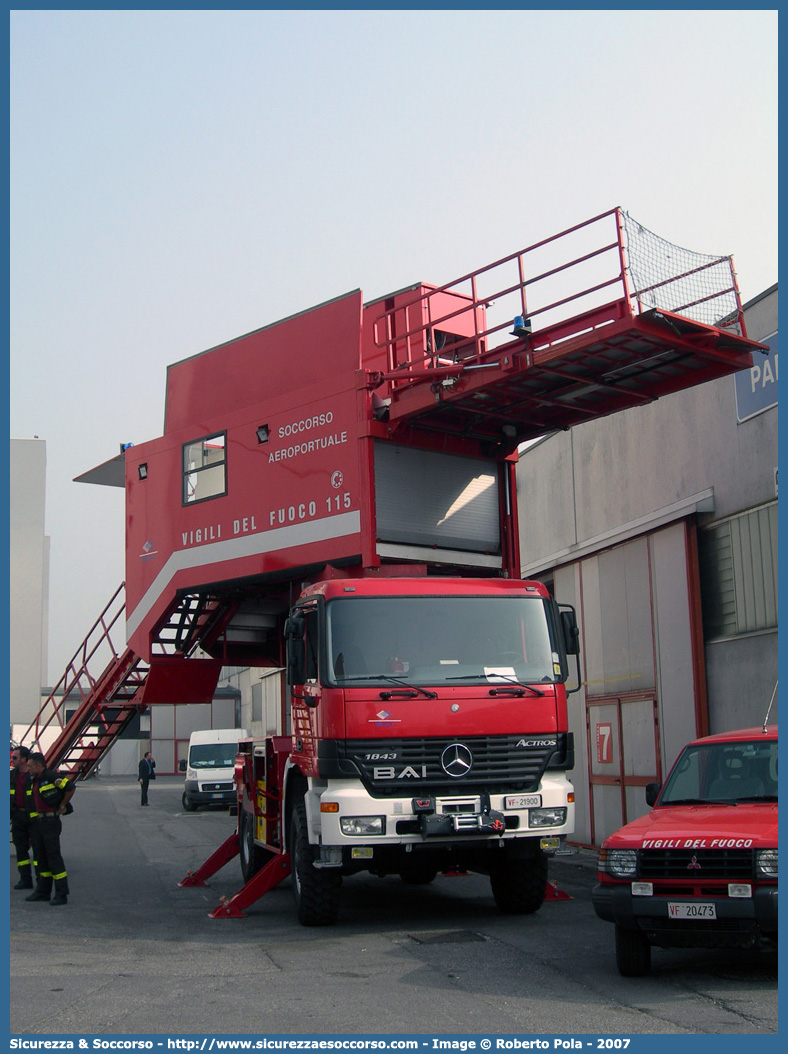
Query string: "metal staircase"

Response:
xmin=19 ymin=584 xmax=227 ymax=778
xmin=19 ymin=584 xmax=150 ymax=777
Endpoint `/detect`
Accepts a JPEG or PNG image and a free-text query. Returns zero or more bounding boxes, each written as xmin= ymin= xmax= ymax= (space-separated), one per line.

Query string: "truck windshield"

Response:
xmin=189 ymin=744 xmax=237 ymax=769
xmin=325 ymin=595 xmax=559 ymax=688
xmin=660 ymin=739 xmax=778 ymax=805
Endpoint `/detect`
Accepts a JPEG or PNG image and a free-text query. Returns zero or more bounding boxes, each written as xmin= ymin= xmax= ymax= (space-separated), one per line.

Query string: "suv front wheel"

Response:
xmin=615 ymin=924 xmax=651 ymax=977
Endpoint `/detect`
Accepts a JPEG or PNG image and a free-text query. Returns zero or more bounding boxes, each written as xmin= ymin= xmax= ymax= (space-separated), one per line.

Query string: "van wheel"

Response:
xmin=290 ymin=798 xmax=341 ymax=926
xmin=490 ymin=853 xmax=548 ymax=914
xmin=182 ymin=792 xmax=197 ymax=812
xmin=615 ymin=924 xmax=651 ymax=977
xmin=239 ymin=808 xmax=273 ymax=883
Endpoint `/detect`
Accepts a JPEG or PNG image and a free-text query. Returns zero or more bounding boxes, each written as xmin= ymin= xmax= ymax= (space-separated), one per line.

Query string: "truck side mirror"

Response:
xmin=560 ymin=609 xmax=580 ymax=656
xmin=284 ymin=614 xmax=305 ymax=641
xmin=645 ymin=782 xmax=661 ymax=807
xmin=285 ymin=613 xmax=306 ymax=686
xmin=178 ymin=759 xmax=187 ymax=773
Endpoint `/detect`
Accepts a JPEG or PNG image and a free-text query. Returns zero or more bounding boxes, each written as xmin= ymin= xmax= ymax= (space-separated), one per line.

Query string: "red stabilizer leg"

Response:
xmin=209 ymin=852 xmax=292 ymax=918
xmin=179 ymin=832 xmax=240 ymax=887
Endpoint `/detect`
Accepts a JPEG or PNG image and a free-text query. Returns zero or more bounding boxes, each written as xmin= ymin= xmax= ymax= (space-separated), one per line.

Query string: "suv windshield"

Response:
xmin=325 ymin=595 xmax=560 ymax=688
xmin=660 ymin=738 xmax=778 ymax=804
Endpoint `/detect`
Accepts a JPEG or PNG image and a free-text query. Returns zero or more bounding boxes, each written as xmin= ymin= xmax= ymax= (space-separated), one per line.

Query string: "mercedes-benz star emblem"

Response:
xmin=441 ymin=743 xmax=473 ymax=778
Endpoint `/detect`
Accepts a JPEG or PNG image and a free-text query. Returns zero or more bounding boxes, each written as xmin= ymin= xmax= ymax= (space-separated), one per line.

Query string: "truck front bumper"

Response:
xmin=310 ymin=775 xmax=574 ymax=849
xmin=592 ymin=882 xmax=778 ymax=949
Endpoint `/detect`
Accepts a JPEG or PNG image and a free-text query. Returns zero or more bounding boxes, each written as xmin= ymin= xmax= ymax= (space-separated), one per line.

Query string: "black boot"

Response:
xmin=50 ymin=893 xmax=68 ymax=906
xmin=25 ymin=889 xmax=51 ymax=902
xmin=14 ymin=874 xmax=34 ymax=890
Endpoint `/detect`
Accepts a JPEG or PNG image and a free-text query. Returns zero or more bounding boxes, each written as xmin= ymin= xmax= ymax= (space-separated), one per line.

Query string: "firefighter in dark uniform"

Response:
xmin=24 ymin=752 xmax=75 ymax=906
xmin=10 ymin=745 xmax=34 ymax=889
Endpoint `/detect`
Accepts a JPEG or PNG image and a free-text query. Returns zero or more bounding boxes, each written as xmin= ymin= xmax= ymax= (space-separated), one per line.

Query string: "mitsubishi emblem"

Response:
xmin=687 ymin=855 xmax=702 ymax=870
xmin=441 ymin=743 xmax=473 ymax=778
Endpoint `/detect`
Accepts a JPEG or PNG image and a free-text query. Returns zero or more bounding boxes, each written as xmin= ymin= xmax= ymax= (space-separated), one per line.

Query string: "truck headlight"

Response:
xmin=600 ymin=848 xmax=638 ymax=878
xmin=340 ymin=816 xmax=385 ymax=836
xmin=756 ymin=849 xmax=778 ymax=877
xmin=528 ymin=807 xmax=567 ymax=828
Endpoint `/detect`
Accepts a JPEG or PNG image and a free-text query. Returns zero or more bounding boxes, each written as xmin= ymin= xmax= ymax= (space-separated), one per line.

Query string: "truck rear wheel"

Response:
xmin=290 ymin=798 xmax=341 ymax=926
xmin=615 ymin=924 xmax=651 ymax=977
xmin=239 ymin=808 xmax=273 ymax=883
xmin=489 ymin=852 xmax=548 ymax=914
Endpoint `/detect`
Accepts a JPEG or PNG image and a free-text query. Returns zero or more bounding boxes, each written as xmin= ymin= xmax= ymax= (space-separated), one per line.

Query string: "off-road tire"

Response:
xmin=290 ymin=798 xmax=341 ymax=926
xmin=615 ymin=924 xmax=651 ymax=977
xmin=239 ymin=808 xmax=274 ymax=884
xmin=489 ymin=852 xmax=548 ymax=914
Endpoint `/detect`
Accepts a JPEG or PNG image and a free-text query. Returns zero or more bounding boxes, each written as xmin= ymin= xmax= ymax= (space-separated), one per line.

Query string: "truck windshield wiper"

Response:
xmin=338 ymin=673 xmax=437 ymax=699
xmin=447 ymin=672 xmax=545 ymax=697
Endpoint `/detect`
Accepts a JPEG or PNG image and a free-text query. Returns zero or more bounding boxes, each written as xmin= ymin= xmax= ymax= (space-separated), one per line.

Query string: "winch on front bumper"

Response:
xmin=412 ymin=793 xmax=507 ymax=837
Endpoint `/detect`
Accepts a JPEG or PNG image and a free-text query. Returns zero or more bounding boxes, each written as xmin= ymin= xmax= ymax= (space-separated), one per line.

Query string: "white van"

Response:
xmin=182 ymin=728 xmax=249 ymax=811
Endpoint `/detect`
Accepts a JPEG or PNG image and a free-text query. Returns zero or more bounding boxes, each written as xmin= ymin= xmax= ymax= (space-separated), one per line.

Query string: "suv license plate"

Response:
xmin=505 ymin=794 xmax=542 ymax=809
xmin=668 ymin=902 xmax=716 ymax=919
xmin=211 ymin=793 xmax=225 ymax=799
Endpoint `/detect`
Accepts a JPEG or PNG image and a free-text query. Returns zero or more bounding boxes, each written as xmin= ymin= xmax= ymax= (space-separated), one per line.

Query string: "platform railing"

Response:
xmin=371 ymin=207 xmax=744 ymax=389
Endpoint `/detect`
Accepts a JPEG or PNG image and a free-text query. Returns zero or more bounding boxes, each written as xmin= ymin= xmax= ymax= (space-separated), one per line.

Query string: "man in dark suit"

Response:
xmin=137 ymin=751 xmax=156 ymax=806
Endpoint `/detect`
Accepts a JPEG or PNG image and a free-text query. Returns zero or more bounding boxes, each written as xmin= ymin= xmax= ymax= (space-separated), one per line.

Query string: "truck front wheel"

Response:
xmin=290 ymin=798 xmax=341 ymax=926
xmin=489 ymin=852 xmax=548 ymax=914
xmin=615 ymin=924 xmax=651 ymax=977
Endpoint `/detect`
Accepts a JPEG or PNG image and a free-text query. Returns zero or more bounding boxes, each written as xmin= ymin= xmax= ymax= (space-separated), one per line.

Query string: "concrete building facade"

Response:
xmin=10 ymin=438 xmax=50 ymax=727
xmin=217 ymin=665 xmax=285 ymax=740
xmin=516 ymin=285 xmax=778 ymax=847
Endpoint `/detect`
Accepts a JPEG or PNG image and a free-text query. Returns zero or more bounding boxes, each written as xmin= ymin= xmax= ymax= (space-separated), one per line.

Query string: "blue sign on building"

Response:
xmin=735 ymin=329 xmax=778 ymax=422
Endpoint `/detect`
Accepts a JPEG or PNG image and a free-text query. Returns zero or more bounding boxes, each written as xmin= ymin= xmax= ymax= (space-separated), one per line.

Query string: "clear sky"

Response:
xmin=9 ymin=8 xmax=778 ymax=683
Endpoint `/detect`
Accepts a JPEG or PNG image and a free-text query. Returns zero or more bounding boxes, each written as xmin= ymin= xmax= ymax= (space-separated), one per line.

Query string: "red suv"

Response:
xmin=592 ymin=725 xmax=778 ymax=976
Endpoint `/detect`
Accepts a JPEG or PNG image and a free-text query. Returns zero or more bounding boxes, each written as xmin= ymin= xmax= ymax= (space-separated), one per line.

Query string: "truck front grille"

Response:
xmin=339 ymin=735 xmax=561 ymax=796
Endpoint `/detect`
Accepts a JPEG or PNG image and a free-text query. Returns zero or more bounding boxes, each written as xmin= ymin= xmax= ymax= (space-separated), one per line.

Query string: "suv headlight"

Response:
xmin=756 ymin=849 xmax=778 ymax=877
xmin=529 ymin=807 xmax=567 ymax=828
xmin=600 ymin=848 xmax=638 ymax=878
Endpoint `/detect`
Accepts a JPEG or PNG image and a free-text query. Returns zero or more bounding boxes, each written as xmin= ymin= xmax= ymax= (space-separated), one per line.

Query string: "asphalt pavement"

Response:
xmin=8 ymin=776 xmax=778 ymax=1038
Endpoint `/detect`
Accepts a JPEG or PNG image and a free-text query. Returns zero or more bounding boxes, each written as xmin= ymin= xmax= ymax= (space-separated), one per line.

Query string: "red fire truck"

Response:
xmin=226 ymin=574 xmax=579 ymax=924
xmin=24 ymin=208 xmax=766 ymax=926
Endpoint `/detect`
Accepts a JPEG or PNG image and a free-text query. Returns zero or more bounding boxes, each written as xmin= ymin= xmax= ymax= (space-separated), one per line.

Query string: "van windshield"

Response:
xmin=189 ymin=744 xmax=237 ymax=769
xmin=325 ymin=595 xmax=559 ymax=688
xmin=660 ymin=739 xmax=778 ymax=804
